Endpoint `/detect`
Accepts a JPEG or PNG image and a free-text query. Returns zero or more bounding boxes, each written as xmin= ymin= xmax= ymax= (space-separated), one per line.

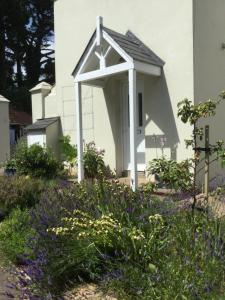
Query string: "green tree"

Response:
xmin=177 ymin=92 xmax=225 ymax=210
xmin=0 ymin=0 xmax=55 ymax=112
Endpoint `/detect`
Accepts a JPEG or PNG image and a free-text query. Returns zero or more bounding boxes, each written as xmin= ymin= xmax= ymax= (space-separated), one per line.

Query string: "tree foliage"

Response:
xmin=0 ymin=0 xmax=55 ymax=112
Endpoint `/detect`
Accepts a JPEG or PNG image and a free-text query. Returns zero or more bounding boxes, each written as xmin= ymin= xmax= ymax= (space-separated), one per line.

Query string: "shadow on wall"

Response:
xmin=103 ymin=79 xmax=123 ymax=175
xmin=102 ymin=70 xmax=180 ymax=175
xmin=145 ymin=70 xmax=179 ymax=161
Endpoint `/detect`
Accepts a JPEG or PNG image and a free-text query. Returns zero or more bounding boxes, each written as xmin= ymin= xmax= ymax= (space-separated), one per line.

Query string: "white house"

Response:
xmin=28 ymin=0 xmax=225 ymax=190
xmin=0 ymin=95 xmax=10 ymax=164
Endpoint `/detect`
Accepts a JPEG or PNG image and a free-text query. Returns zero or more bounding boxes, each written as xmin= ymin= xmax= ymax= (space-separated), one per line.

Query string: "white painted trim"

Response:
xmin=75 ymin=62 xmax=133 ymax=82
xmin=76 ymin=38 xmax=97 ymax=76
xmin=103 ymin=30 xmax=133 ymax=63
xmin=96 ymin=16 xmax=103 ymax=47
xmin=75 ymin=82 xmax=84 ymax=182
xmin=134 ymin=61 xmax=161 ymax=76
xmin=104 ymin=46 xmax=112 ymax=59
xmin=129 ymin=69 xmax=138 ymax=191
xmin=94 ymin=51 xmax=101 ymax=60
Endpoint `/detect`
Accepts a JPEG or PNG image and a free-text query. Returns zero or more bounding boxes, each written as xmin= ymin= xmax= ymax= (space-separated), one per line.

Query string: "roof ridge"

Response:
xmin=103 ymin=27 xmax=139 ymax=45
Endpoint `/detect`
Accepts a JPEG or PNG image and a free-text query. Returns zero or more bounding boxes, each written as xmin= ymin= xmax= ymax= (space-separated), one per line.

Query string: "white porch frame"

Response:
xmin=73 ymin=16 xmax=162 ymax=191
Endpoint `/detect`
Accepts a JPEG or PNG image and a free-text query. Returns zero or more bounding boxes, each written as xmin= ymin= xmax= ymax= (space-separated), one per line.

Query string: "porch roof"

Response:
xmin=72 ymin=25 xmax=164 ymax=79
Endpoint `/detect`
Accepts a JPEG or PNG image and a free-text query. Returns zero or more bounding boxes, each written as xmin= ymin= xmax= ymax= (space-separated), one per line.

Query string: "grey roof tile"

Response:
xmin=103 ymin=27 xmax=165 ymax=66
xmin=26 ymin=117 xmax=59 ymax=131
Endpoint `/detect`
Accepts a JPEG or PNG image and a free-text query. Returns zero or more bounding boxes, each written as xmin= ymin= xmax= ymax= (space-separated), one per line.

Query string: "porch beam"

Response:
xmin=129 ymin=69 xmax=138 ymax=191
xmin=82 ymin=79 xmax=105 ymax=88
xmin=76 ymin=62 xmax=133 ymax=82
xmin=133 ymin=61 xmax=161 ymax=76
xmin=76 ymin=38 xmax=97 ymax=76
xmin=75 ymin=81 xmax=84 ymax=182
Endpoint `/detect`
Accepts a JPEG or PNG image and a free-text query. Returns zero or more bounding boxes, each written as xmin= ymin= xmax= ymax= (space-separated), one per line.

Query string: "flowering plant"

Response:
xmin=83 ymin=142 xmax=112 ymax=180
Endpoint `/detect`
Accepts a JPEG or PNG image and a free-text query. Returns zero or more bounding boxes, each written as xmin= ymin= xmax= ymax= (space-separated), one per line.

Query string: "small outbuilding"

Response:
xmin=26 ymin=117 xmax=60 ymax=158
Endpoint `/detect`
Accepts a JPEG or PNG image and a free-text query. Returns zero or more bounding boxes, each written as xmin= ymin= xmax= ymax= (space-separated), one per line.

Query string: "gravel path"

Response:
xmin=0 ymin=265 xmax=20 ymax=299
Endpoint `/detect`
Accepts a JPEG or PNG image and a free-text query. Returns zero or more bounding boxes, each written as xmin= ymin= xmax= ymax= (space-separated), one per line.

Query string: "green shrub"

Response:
xmin=4 ymin=158 xmax=17 ymax=171
xmin=0 ymin=176 xmax=45 ymax=216
xmin=59 ymin=135 xmax=77 ymax=164
xmin=15 ymin=143 xmax=61 ymax=179
xmin=148 ymin=157 xmax=193 ymax=191
xmin=0 ymin=209 xmax=34 ymax=264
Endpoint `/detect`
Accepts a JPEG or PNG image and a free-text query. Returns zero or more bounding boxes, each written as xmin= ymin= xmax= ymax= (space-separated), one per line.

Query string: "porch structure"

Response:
xmin=72 ymin=16 xmax=164 ymax=191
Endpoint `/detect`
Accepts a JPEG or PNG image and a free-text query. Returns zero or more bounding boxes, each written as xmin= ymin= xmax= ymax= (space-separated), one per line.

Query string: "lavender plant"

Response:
xmin=11 ymin=180 xmax=225 ymax=299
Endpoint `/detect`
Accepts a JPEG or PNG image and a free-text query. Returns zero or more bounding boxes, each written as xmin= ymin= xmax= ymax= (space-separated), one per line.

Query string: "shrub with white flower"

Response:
xmin=48 ymin=210 xmax=123 ymax=248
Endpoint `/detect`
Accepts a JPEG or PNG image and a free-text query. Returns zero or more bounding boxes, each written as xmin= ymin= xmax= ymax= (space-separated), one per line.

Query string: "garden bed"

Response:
xmin=0 ymin=176 xmax=225 ymax=299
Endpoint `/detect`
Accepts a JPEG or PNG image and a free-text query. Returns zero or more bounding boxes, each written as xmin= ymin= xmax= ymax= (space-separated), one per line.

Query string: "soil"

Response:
xmin=63 ymin=284 xmax=117 ymax=300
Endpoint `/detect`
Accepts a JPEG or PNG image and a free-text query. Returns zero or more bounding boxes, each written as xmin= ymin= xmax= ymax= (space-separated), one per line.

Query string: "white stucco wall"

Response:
xmin=46 ymin=121 xmax=61 ymax=158
xmin=0 ymin=98 xmax=10 ymax=163
xmin=45 ymin=86 xmax=58 ymax=118
xmin=27 ymin=131 xmax=46 ymax=147
xmin=53 ymin=0 xmax=194 ymax=172
xmin=194 ymin=0 xmax=225 ymax=184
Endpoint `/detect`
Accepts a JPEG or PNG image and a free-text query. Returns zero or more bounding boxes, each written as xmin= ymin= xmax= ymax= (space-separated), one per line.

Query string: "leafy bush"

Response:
xmin=59 ymin=135 xmax=77 ymax=163
xmin=0 ymin=209 xmax=34 ymax=264
xmin=59 ymin=135 xmax=77 ymax=176
xmin=148 ymin=157 xmax=193 ymax=191
xmin=4 ymin=159 xmax=17 ymax=176
xmin=0 ymin=176 xmax=45 ymax=217
xmin=15 ymin=143 xmax=61 ymax=179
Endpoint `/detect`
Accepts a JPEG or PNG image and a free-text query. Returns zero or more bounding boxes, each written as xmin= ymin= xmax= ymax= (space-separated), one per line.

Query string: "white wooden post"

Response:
xmin=75 ymin=81 xmax=84 ymax=182
xmin=129 ymin=69 xmax=138 ymax=191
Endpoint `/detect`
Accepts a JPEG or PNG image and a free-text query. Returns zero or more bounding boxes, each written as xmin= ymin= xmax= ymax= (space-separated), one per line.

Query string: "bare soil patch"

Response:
xmin=63 ymin=284 xmax=117 ymax=300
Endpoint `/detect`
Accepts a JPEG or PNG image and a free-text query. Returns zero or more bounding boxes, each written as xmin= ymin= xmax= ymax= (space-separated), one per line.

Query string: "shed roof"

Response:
xmin=9 ymin=107 xmax=32 ymax=125
xmin=26 ymin=117 xmax=59 ymax=131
